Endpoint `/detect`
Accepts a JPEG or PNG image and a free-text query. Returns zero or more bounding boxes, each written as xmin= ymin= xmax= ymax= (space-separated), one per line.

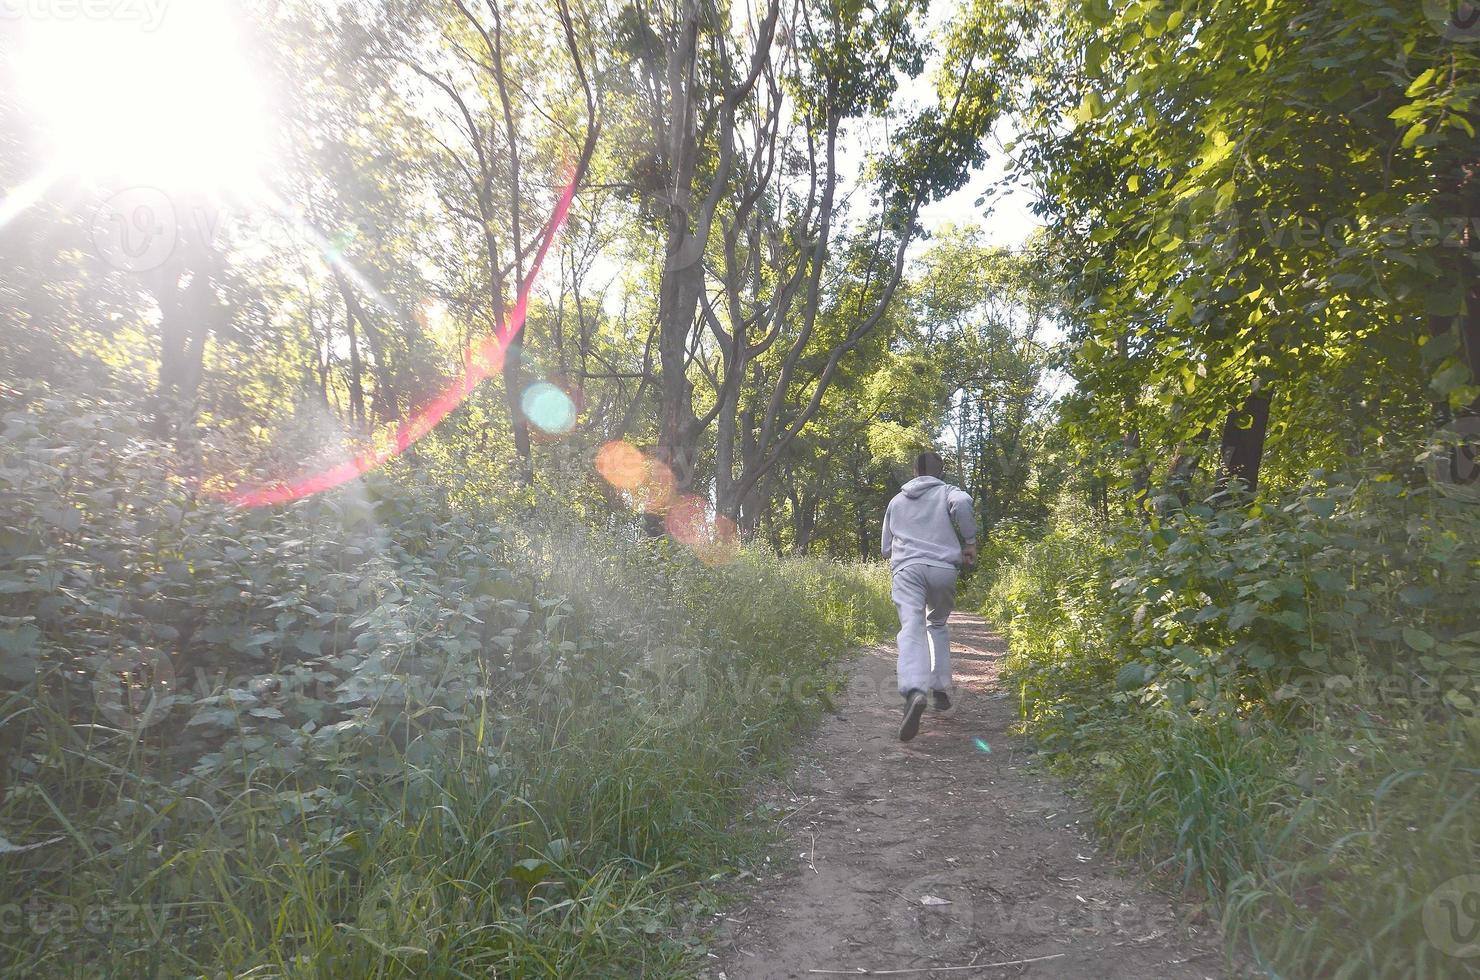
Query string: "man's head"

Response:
xmin=914 ymin=450 xmax=944 ymax=478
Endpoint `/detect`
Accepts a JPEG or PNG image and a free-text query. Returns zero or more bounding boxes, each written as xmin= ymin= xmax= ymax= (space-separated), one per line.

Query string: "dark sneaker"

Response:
xmin=899 ymin=691 xmax=927 ymax=742
xmin=932 ymin=691 xmax=952 ymax=712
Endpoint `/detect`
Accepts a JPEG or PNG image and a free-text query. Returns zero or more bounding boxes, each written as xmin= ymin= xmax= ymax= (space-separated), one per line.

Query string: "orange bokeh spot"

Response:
xmin=595 ymin=441 xmax=645 ymax=489
xmin=665 ymin=494 xmax=708 ymax=544
xmin=665 ymin=496 xmax=739 ymax=564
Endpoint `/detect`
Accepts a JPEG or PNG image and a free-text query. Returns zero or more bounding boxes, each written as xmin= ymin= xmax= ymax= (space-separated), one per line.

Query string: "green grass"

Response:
xmin=1073 ymin=707 xmax=1480 ymax=978
xmin=0 ymin=513 xmax=894 ymax=978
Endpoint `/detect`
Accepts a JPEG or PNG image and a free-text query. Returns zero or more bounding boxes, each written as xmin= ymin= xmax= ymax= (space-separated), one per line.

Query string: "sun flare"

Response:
xmin=10 ymin=1 xmax=274 ymax=195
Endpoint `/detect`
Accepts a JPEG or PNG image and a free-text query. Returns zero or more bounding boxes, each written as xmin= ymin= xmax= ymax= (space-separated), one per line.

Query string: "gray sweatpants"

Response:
xmin=892 ymin=563 xmax=957 ymax=697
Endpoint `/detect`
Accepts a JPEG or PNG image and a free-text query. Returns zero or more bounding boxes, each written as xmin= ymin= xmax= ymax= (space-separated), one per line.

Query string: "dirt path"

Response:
xmin=706 ymin=613 xmax=1224 ymax=979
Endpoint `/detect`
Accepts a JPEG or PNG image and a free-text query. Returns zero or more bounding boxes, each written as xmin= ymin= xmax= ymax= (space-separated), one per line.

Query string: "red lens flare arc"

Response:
xmin=218 ymin=168 xmax=582 ymax=508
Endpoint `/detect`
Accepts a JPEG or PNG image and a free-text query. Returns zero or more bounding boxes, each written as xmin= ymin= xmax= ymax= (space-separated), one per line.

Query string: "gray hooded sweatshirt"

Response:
xmin=880 ymin=476 xmax=977 ymax=574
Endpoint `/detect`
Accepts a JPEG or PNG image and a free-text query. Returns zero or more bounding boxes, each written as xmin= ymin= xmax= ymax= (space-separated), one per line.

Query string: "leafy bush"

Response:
xmin=0 ymin=384 xmax=894 ymax=977
xmin=983 ymin=476 xmax=1480 ymax=978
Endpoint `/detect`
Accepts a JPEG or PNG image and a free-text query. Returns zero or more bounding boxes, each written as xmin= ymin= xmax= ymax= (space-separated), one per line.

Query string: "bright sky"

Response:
xmin=910 ymin=1 xmax=1041 ymax=251
xmin=820 ymin=0 xmax=1042 ymax=267
xmin=6 ymin=1 xmax=271 ymax=194
xmin=840 ymin=108 xmax=1041 ymax=253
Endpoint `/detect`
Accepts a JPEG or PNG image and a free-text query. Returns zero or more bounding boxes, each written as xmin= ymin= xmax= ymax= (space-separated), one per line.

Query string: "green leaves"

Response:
xmin=0 ymin=625 xmax=41 ymax=683
xmin=1402 ymin=627 xmax=1436 ymax=652
xmin=1116 ymin=662 xmax=1154 ymax=690
xmin=1025 ymin=0 xmax=1478 ymax=497
xmin=1072 ymin=91 xmax=1106 ymax=123
xmin=508 ymin=857 xmax=553 ymax=892
xmin=1305 ymin=496 xmax=1337 ymax=519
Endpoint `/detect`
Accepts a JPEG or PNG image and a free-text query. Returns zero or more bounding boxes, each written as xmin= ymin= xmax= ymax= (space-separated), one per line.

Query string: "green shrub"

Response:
xmin=983 ymin=475 xmax=1480 ymax=978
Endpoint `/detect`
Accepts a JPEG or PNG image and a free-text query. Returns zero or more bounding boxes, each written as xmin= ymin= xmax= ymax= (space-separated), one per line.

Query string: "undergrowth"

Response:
xmin=0 ymin=388 xmax=894 ymax=977
xmin=982 ymin=481 xmax=1480 ymax=979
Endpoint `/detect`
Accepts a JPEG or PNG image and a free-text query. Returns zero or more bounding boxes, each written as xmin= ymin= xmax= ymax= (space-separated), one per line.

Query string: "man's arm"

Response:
xmin=880 ymin=499 xmax=893 ymax=558
xmin=948 ymin=489 xmax=978 ymax=565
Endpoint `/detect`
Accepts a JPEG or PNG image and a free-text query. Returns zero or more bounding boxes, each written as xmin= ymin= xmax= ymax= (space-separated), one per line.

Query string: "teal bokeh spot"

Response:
xmin=521 ymin=383 xmax=576 ymax=434
xmin=974 ymin=738 xmax=991 ymax=753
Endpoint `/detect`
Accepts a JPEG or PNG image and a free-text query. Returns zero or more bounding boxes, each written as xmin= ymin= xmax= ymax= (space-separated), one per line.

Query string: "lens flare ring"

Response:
xmin=522 ymin=382 xmax=577 ymax=435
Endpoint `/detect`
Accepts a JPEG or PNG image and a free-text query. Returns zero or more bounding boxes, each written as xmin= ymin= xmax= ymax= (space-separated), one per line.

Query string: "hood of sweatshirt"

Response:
xmin=899 ymin=475 xmax=946 ymax=499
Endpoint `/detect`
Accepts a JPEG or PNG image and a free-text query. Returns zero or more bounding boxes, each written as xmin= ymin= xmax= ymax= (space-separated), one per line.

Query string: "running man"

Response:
xmin=880 ymin=451 xmax=978 ymax=742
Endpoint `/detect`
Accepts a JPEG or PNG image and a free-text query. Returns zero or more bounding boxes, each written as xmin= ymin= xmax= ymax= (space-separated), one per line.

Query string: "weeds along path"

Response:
xmin=706 ymin=613 xmax=1224 ymax=980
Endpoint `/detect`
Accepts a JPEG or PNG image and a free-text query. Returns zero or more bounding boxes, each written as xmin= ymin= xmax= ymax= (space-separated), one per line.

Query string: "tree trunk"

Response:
xmin=489 ymin=0 xmax=532 ymax=484
xmin=793 ymin=491 xmax=817 ymax=555
xmin=334 ymin=271 xmax=399 ymax=422
xmin=346 ymin=303 xmax=365 ymax=426
xmin=713 ymin=360 xmax=743 ymax=518
xmin=1161 ymin=428 xmax=1210 ymax=510
xmin=147 ymin=233 xmax=217 ymax=443
xmin=1214 ymin=387 xmax=1271 ymax=496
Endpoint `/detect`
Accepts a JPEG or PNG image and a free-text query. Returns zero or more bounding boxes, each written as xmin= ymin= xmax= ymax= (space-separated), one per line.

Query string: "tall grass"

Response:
xmin=1 ymin=538 xmax=893 ymax=978
xmin=0 ymin=396 xmax=895 ymax=978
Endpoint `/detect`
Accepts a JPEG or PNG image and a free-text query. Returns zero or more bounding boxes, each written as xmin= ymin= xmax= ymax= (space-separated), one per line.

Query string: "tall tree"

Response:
xmin=611 ymin=0 xmax=1027 ymax=529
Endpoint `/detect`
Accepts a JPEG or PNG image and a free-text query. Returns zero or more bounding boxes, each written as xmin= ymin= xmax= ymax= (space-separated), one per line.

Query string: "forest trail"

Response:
xmin=707 ymin=613 xmax=1225 ymax=979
